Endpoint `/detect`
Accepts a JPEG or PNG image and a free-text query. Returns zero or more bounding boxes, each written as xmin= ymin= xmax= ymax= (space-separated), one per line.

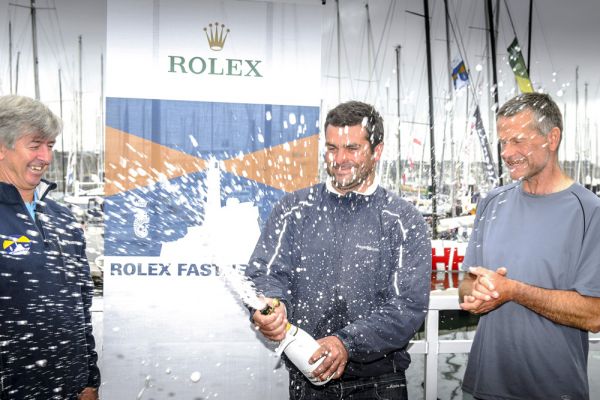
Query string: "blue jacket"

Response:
xmin=0 ymin=181 xmax=100 ymax=399
xmin=246 ymin=183 xmax=430 ymax=379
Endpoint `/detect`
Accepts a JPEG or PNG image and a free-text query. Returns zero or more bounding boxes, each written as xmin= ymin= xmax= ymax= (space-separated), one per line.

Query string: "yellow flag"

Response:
xmin=507 ymin=38 xmax=534 ymax=93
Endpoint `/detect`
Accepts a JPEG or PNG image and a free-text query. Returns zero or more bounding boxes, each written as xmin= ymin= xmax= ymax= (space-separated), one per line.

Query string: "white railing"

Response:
xmin=410 ymin=289 xmax=600 ymax=400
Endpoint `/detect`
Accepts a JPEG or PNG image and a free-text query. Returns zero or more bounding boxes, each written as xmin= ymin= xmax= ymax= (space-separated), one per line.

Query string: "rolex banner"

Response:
xmin=103 ymin=1 xmax=321 ymax=398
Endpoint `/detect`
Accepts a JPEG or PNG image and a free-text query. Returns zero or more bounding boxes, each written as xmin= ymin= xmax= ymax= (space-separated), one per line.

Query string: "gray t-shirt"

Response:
xmin=462 ymin=182 xmax=600 ymax=400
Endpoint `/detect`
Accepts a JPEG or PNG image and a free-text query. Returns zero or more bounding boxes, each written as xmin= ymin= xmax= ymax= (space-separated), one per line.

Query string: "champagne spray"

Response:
xmin=221 ymin=268 xmax=330 ymax=386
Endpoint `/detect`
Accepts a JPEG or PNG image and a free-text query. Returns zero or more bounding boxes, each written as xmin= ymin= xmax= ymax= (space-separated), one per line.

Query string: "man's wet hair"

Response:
xmin=0 ymin=95 xmax=62 ymax=149
xmin=497 ymin=92 xmax=563 ymax=140
xmin=324 ymin=101 xmax=384 ymax=151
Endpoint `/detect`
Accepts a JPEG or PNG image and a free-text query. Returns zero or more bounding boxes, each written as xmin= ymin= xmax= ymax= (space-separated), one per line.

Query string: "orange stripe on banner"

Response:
xmin=222 ymin=135 xmax=319 ymax=193
xmin=105 ymin=127 xmax=207 ymax=196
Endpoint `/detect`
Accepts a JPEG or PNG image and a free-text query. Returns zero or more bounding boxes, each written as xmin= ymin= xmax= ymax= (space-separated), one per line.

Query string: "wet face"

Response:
xmin=0 ymin=133 xmax=55 ymax=201
xmin=498 ymin=110 xmax=551 ymax=182
xmin=324 ymin=123 xmax=382 ymax=194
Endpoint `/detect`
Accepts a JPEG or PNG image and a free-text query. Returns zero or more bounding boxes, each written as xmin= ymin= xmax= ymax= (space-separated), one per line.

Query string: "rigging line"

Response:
xmin=0 ymin=25 xmax=12 ymax=83
xmin=502 ymin=0 xmax=518 ymax=39
xmin=323 ymin=3 xmax=335 ymax=90
xmin=0 ymin=8 xmax=10 ymax=81
xmin=323 ymin=3 xmax=341 ymax=103
xmin=37 ymin=16 xmax=69 ymax=92
xmin=495 ymin=14 xmax=520 ymax=99
xmin=401 ymin=2 xmax=428 ymax=141
xmin=448 ymin=0 xmax=482 ymax=107
xmin=498 ymin=8 xmax=524 ymax=98
xmin=10 ymin=5 xmax=32 ymax=53
xmin=370 ymin=0 xmax=396 ymax=105
xmin=405 ymin=41 xmax=426 ymax=137
xmin=357 ymin=2 xmax=370 ymax=100
xmin=402 ymin=11 xmax=426 ymax=113
xmin=449 ymin=2 xmax=474 ymax=88
xmin=364 ymin=0 xmax=377 ymax=100
xmin=532 ymin=0 xmax=557 ymax=79
xmin=337 ymin=1 xmax=356 ymax=100
xmin=430 ymin=0 xmax=455 ymax=101
xmin=362 ymin=1 xmax=373 ymax=101
xmin=366 ymin=0 xmax=394 ymax=100
xmin=321 ymin=4 xmax=334 ymax=95
xmin=448 ymin=1 xmax=470 ymax=74
xmin=467 ymin=2 xmax=493 ymax=101
xmin=411 ymin=60 xmax=428 ymax=138
xmin=395 ymin=2 xmax=410 ymax=105
xmin=48 ymin=0 xmax=76 ymax=88
xmin=12 ymin=14 xmax=33 ymax=73
xmin=448 ymin=0 xmax=493 ymax=180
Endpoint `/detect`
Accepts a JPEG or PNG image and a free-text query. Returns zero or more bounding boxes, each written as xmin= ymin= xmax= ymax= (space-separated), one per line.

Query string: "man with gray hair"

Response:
xmin=459 ymin=92 xmax=600 ymax=399
xmin=0 ymin=95 xmax=100 ymax=399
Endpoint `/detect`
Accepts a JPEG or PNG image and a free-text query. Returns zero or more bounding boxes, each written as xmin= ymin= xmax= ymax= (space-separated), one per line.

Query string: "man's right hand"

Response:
xmin=252 ymin=297 xmax=288 ymax=341
xmin=460 ymin=266 xmax=508 ymax=314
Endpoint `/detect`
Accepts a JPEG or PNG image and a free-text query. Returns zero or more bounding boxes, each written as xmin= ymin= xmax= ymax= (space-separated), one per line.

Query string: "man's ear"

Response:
xmin=0 ymin=144 xmax=8 ymax=161
xmin=547 ymin=127 xmax=561 ymax=152
xmin=372 ymin=142 xmax=384 ymax=162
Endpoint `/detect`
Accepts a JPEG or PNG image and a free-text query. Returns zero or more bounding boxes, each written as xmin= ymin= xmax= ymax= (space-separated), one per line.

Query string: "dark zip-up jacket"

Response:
xmin=246 ymin=183 xmax=430 ymax=379
xmin=0 ymin=181 xmax=100 ymax=399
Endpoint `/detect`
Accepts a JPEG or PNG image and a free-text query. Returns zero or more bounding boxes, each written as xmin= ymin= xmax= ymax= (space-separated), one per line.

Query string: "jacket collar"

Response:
xmin=325 ymin=176 xmax=380 ymax=197
xmin=36 ymin=179 xmax=57 ymax=201
xmin=0 ymin=179 xmax=57 ymax=205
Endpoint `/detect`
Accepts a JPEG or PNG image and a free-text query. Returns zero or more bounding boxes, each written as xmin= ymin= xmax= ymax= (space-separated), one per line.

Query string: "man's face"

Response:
xmin=324 ymin=123 xmax=382 ymax=194
xmin=0 ymin=133 xmax=55 ymax=199
xmin=498 ymin=110 xmax=551 ymax=181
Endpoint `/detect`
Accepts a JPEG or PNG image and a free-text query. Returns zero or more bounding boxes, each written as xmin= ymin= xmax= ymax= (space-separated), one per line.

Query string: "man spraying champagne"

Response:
xmin=246 ymin=101 xmax=431 ymax=400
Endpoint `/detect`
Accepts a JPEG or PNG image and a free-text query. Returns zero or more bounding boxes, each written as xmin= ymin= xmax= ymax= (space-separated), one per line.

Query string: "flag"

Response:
xmin=472 ymin=106 xmax=498 ymax=186
xmin=507 ymin=37 xmax=534 ymax=93
xmin=451 ymin=58 xmax=469 ymax=90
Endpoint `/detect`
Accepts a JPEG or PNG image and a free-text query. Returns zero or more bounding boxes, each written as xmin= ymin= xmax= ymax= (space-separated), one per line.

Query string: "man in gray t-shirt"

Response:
xmin=459 ymin=93 xmax=600 ymax=400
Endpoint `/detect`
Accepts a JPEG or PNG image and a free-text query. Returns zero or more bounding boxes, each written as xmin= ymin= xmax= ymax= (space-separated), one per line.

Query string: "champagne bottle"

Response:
xmin=262 ymin=299 xmax=331 ymax=386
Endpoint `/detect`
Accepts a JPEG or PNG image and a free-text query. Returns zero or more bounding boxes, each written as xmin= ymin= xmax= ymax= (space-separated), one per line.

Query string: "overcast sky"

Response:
xmin=1 ymin=0 xmax=598 ymax=165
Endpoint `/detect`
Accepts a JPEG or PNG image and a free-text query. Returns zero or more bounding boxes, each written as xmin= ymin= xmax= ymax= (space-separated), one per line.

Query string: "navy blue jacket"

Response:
xmin=0 ymin=181 xmax=100 ymax=399
xmin=246 ymin=183 xmax=430 ymax=379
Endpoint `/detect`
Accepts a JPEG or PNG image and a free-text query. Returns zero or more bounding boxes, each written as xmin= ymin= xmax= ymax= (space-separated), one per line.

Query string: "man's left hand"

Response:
xmin=309 ymin=336 xmax=349 ymax=382
xmin=460 ymin=266 xmax=513 ymax=314
xmin=78 ymin=387 xmax=98 ymax=400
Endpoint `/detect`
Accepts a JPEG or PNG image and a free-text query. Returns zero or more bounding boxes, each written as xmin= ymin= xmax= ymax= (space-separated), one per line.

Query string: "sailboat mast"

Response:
xmin=100 ymin=53 xmax=105 ymax=186
xmin=59 ymin=68 xmax=66 ymax=194
xmin=15 ymin=52 xmax=21 ymax=94
xmin=423 ymin=0 xmax=438 ymax=238
xmin=592 ymin=122 xmax=599 ymax=194
xmin=584 ymin=82 xmax=589 ymax=184
xmin=31 ymin=0 xmax=41 ymax=99
xmin=444 ymin=0 xmax=456 ymax=216
xmin=527 ymin=0 xmax=533 ymax=75
xmin=9 ymin=21 xmax=13 ymax=94
xmin=77 ymin=35 xmax=84 ymax=192
xmin=395 ymin=45 xmax=402 ymax=194
xmin=562 ymin=102 xmax=568 ymax=169
xmin=575 ymin=66 xmax=580 ymax=183
xmin=486 ymin=0 xmax=502 ymax=185
xmin=365 ymin=3 xmax=373 ymax=100
xmin=336 ymin=0 xmax=341 ymax=103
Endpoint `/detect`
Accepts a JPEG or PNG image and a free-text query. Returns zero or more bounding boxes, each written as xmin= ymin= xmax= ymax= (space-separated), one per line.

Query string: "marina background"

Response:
xmin=1 ymin=0 xmax=600 ymax=398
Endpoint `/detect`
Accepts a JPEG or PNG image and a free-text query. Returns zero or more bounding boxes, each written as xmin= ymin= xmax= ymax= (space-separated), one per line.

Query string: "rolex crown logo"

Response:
xmin=204 ymin=22 xmax=230 ymax=51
